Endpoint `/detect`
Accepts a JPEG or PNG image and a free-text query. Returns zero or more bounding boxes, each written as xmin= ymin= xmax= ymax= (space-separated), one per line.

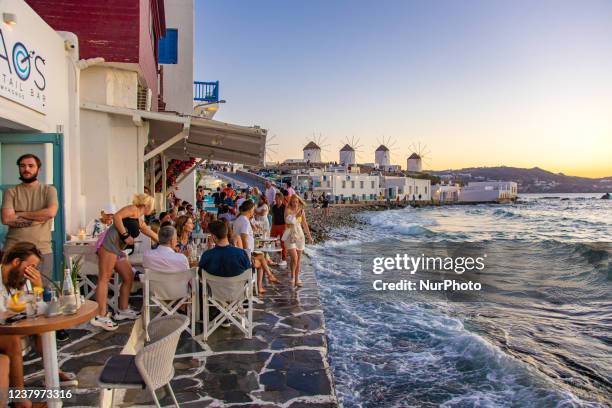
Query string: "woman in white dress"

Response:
xmin=255 ymin=195 xmax=270 ymax=235
xmin=282 ymin=194 xmax=313 ymax=287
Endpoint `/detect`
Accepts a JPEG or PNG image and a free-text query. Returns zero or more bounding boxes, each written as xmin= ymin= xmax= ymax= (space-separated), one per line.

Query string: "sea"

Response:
xmin=309 ymin=193 xmax=611 ymax=407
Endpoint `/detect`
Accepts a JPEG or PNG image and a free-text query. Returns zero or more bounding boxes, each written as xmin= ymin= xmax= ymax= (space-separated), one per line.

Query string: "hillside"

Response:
xmin=429 ymin=166 xmax=612 ymax=193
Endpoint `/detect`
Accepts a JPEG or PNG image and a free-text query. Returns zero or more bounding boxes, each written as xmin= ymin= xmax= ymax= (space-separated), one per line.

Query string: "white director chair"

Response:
xmin=200 ymin=269 xmax=254 ymax=341
xmin=142 ymin=268 xmax=198 ymax=340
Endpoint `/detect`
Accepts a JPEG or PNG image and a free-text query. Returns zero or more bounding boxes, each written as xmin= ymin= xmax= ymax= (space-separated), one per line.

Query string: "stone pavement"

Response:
xmin=22 ymin=260 xmax=338 ymax=407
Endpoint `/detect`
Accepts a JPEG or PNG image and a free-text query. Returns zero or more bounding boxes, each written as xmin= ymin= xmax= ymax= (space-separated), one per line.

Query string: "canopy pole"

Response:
xmin=144 ymin=125 xmax=188 ymax=162
xmin=161 ymin=153 xmax=168 ymax=210
xmin=148 ymin=155 xmax=156 ymax=196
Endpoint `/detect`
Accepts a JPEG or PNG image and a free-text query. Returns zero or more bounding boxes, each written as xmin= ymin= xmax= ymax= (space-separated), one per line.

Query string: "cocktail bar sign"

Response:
xmin=0 ymin=20 xmax=48 ymax=114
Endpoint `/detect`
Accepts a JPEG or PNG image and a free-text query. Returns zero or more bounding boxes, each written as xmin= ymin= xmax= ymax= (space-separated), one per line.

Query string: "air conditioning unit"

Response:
xmin=137 ymin=86 xmax=152 ymax=111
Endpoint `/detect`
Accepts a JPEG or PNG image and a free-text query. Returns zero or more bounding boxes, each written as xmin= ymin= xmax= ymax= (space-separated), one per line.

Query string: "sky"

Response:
xmin=195 ymin=0 xmax=612 ymax=178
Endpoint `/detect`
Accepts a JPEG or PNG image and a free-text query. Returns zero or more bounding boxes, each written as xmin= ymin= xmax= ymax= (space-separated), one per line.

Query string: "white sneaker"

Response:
xmin=113 ymin=308 xmax=140 ymax=321
xmin=90 ymin=315 xmax=118 ymax=331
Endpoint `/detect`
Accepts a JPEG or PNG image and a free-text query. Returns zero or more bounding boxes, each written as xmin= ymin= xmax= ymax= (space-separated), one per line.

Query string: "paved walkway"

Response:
xmin=23 ymin=260 xmax=338 ymax=407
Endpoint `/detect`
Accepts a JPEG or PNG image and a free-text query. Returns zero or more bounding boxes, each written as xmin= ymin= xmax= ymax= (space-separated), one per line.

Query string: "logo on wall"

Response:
xmin=12 ymin=42 xmax=31 ymax=80
xmin=0 ymin=27 xmax=48 ymax=114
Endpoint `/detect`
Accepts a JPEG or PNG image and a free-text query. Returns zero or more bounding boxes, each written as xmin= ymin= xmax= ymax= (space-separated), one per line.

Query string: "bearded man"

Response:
xmin=1 ymin=154 xmax=58 ymax=284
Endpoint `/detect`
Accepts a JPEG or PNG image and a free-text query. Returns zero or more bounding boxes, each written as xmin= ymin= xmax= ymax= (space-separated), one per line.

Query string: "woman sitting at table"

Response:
xmin=93 ymin=194 xmax=158 ymax=331
xmin=234 ymin=201 xmax=279 ymax=294
xmin=0 ymin=242 xmax=78 ymax=407
xmin=175 ymin=215 xmax=194 ymax=256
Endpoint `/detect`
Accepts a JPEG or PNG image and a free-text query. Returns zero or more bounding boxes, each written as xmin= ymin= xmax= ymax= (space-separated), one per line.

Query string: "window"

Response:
xmin=415 ymin=186 xmax=419 ymax=194
xmin=425 ymin=186 xmax=428 ymax=194
xmin=158 ymin=28 xmax=178 ymax=64
xmin=342 ymin=181 xmax=346 ymax=188
xmin=351 ymin=181 xmax=355 ymax=189
xmin=371 ymin=181 xmax=375 ymax=189
xmin=360 ymin=181 xmax=364 ymax=189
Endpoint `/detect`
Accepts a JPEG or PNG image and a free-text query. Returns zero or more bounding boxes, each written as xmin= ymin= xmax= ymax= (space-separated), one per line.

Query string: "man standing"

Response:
xmin=285 ymin=181 xmax=296 ymax=197
xmin=1 ymin=154 xmax=58 ymax=284
xmin=212 ymin=187 xmax=222 ymax=207
xmin=264 ymin=181 xmax=278 ymax=206
xmin=223 ymin=183 xmax=235 ymax=200
xmin=270 ymin=192 xmax=287 ymax=265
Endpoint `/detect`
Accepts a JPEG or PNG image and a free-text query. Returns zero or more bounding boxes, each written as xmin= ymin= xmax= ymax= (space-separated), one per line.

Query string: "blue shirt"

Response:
xmin=199 ymin=244 xmax=251 ymax=277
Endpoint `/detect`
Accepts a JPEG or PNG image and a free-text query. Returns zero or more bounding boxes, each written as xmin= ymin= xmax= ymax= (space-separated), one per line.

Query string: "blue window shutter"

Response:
xmin=158 ymin=29 xmax=178 ymax=64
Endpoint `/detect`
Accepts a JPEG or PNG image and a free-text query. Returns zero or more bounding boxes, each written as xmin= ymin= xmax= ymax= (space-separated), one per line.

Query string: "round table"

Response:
xmin=0 ymin=300 xmax=98 ymax=407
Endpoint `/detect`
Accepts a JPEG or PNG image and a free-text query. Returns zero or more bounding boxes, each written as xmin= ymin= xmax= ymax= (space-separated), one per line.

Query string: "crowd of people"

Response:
xmin=0 ymin=154 xmax=313 ymax=406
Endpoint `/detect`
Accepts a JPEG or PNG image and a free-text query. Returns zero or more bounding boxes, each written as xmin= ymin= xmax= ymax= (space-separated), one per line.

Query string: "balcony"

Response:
xmin=194 ymin=81 xmax=219 ymax=102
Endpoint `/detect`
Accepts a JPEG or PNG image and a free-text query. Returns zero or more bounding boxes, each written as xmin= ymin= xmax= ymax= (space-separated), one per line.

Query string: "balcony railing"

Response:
xmin=194 ymin=81 xmax=219 ymax=102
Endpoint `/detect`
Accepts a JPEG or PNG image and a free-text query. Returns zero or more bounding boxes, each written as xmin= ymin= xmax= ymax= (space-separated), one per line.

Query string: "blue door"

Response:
xmin=0 ymin=133 xmax=65 ymax=280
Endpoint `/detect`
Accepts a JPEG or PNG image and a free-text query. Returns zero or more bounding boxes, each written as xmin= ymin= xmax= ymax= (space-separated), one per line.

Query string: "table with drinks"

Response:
xmin=0 ymin=285 xmax=97 ymax=408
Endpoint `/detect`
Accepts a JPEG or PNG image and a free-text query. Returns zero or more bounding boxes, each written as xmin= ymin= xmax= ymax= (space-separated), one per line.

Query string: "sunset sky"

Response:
xmin=195 ymin=0 xmax=612 ymax=178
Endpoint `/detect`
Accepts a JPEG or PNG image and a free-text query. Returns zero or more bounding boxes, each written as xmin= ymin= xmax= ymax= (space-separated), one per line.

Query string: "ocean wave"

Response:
xmin=493 ymin=208 xmax=523 ymax=219
xmin=361 ymin=208 xmax=437 ymax=237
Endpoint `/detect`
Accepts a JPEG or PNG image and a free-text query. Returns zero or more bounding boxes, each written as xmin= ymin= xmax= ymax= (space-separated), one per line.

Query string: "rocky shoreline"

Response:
xmin=305 ymin=202 xmax=411 ymax=243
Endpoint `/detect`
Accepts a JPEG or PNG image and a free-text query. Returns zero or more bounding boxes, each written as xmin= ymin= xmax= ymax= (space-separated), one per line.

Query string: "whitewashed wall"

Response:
xmin=162 ymin=0 xmax=194 ymax=115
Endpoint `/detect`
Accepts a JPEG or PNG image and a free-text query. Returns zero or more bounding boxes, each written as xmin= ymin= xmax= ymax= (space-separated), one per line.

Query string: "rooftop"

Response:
xmin=303 ymin=141 xmax=321 ymax=151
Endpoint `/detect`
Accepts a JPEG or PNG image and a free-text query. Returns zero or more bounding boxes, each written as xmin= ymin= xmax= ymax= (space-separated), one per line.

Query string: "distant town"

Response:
xmin=217 ymin=141 xmax=611 ymax=205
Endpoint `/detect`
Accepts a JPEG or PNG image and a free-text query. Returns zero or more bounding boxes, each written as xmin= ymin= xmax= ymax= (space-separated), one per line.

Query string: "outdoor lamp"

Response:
xmin=3 ymin=12 xmax=17 ymax=25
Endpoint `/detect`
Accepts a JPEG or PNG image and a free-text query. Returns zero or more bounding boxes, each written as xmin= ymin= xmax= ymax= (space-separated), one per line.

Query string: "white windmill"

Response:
xmin=406 ymin=142 xmax=431 ymax=173
xmin=339 ymin=136 xmax=363 ymax=166
xmin=373 ymin=136 xmax=398 ymax=168
xmin=302 ymin=133 xmax=330 ymax=163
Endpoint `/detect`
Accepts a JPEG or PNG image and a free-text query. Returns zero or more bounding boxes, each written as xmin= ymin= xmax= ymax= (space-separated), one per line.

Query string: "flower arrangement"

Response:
xmin=155 ymin=158 xmax=197 ymax=191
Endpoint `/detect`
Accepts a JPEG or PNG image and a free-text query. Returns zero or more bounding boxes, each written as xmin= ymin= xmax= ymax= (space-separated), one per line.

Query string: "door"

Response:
xmin=0 ymin=133 xmax=65 ymax=280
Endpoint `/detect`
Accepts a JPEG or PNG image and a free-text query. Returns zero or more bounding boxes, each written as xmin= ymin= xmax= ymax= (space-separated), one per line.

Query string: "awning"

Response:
xmin=153 ymin=116 xmax=266 ymax=166
xmin=81 ymin=102 xmax=267 ymax=166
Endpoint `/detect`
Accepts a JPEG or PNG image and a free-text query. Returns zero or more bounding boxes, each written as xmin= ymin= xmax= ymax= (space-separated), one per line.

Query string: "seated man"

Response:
xmin=0 ymin=242 xmax=77 ymax=408
xmin=199 ymin=220 xmax=251 ymax=277
xmin=143 ymin=226 xmax=189 ymax=272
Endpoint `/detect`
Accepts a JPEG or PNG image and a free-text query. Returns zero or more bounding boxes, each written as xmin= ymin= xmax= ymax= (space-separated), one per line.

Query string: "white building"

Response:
xmin=303 ymin=141 xmax=322 ymax=162
xmin=407 ymin=153 xmax=422 ymax=172
xmin=375 ymin=144 xmax=390 ymax=167
xmin=0 ymin=0 xmax=266 ymax=276
xmin=432 ymin=184 xmax=461 ymax=203
xmin=0 ymin=0 xmax=74 ymax=275
xmin=161 ymin=0 xmax=194 ymax=116
xmin=459 ymin=181 xmax=518 ymax=203
xmin=312 ymin=168 xmax=379 ymax=202
xmin=339 ymin=144 xmax=356 ymax=166
xmin=382 ymin=176 xmax=431 ymax=201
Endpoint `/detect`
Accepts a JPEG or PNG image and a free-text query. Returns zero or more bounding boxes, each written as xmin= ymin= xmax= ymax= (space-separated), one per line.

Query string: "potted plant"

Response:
xmin=68 ymin=256 xmax=83 ymax=308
